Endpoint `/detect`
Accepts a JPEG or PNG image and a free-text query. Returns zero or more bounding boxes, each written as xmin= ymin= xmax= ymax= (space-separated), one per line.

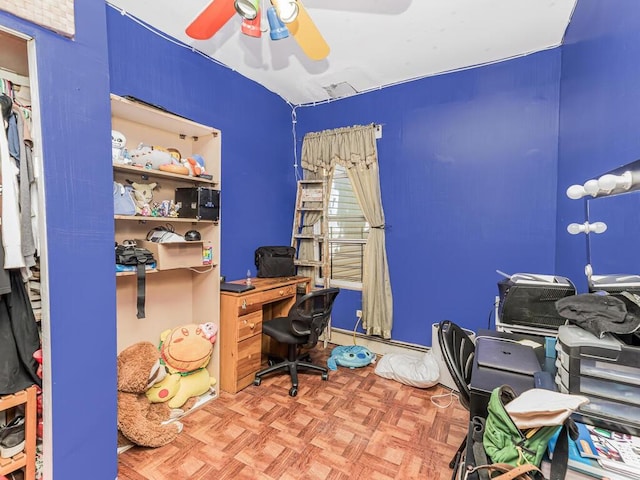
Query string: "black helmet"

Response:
xmin=184 ymin=230 xmax=201 ymax=241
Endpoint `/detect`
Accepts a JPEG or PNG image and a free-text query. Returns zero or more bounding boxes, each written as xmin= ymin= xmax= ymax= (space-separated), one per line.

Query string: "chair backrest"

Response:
xmin=437 ymin=320 xmax=475 ymax=411
xmin=289 ymin=288 xmax=340 ymax=347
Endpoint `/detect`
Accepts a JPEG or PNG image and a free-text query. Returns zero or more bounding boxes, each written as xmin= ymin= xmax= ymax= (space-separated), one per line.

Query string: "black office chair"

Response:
xmin=253 ymin=287 xmax=340 ymax=397
xmin=437 ymin=320 xmax=476 ymax=472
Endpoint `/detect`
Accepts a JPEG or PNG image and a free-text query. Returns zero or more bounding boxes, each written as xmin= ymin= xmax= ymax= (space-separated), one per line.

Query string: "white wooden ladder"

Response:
xmin=291 ymin=179 xmax=332 ymax=345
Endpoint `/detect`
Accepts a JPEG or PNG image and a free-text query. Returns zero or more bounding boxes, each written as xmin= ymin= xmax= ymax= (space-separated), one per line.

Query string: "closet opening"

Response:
xmin=0 ymin=26 xmax=49 ymax=480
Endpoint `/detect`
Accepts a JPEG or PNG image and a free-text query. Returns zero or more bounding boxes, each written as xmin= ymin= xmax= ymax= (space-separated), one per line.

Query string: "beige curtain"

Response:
xmin=301 ymin=125 xmax=393 ymax=338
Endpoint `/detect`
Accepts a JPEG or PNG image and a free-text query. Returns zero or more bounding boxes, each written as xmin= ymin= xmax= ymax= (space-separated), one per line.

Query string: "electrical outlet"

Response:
xmin=356 ymin=309 xmax=363 ymax=319
xmin=374 ymin=124 xmax=382 ymax=139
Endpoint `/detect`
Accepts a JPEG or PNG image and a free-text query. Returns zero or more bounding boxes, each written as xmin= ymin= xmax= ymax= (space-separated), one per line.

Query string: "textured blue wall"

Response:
xmin=297 ymin=51 xmax=563 ymax=345
xmin=0 ymin=1 xmax=115 ymax=478
xmin=557 ymin=1 xmax=640 ymax=290
xmin=7 ymin=0 xmax=640 ymax=477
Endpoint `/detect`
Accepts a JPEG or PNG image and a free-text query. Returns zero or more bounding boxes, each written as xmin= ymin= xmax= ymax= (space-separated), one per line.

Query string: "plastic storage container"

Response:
xmin=555 ymin=363 xmax=640 ymax=406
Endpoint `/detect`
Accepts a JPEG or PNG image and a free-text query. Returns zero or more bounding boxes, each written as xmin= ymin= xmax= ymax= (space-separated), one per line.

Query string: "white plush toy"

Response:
xmin=112 ymin=130 xmax=129 ymax=164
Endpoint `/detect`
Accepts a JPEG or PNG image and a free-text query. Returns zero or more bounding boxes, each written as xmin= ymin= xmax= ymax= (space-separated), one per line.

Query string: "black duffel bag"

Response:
xmin=115 ymin=242 xmax=155 ymax=319
xmin=116 ymin=243 xmax=154 ymax=266
xmin=255 ymin=246 xmax=296 ymax=278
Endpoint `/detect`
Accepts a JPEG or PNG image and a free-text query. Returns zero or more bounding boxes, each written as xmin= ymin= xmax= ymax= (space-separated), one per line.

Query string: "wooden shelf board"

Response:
xmin=116 ymin=269 xmax=159 ymax=277
xmin=117 ymin=388 xmax=218 ymax=455
xmin=113 ymin=164 xmax=218 ymax=186
xmin=110 ymin=94 xmax=220 ymax=139
xmin=114 ymin=215 xmax=216 ymax=224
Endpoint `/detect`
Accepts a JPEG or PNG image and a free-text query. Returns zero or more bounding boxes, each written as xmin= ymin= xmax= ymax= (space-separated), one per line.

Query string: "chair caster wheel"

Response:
xmin=289 ymin=387 xmax=298 ymax=397
xmin=321 ymin=373 xmax=328 ymax=381
xmin=254 ymin=377 xmax=262 ymax=386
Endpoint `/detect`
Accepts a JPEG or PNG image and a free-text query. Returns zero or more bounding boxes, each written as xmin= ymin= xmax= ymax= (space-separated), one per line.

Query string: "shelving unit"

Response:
xmin=111 ymin=94 xmax=221 ymax=411
xmin=0 ymin=386 xmax=37 ymax=480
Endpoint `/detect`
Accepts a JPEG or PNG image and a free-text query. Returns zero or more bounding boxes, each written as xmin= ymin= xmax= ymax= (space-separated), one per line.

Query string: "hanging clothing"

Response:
xmin=14 ymin=109 xmax=36 ymax=268
xmin=0 ymin=231 xmax=10 ymax=295
xmin=0 ymin=266 xmax=41 ymax=394
xmin=1 ymin=103 xmax=24 ymax=269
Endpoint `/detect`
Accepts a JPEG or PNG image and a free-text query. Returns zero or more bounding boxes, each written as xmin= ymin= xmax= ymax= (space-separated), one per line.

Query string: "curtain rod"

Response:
xmin=304 ymin=123 xmax=377 ymax=138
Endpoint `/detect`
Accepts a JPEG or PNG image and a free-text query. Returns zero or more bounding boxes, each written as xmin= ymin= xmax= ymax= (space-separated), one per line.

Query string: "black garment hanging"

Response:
xmin=0 ymin=268 xmax=41 ymax=394
xmin=0 ymin=94 xmax=11 ymax=123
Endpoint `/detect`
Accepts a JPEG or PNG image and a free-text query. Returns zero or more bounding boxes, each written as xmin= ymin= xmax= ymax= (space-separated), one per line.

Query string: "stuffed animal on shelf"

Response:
xmin=111 ymin=130 xmax=129 ymax=165
xmin=129 ymin=181 xmax=157 ymax=216
xmin=117 ymin=341 xmax=183 ymax=448
xmin=158 ymin=322 xmax=218 ymax=409
xmin=128 ymin=143 xmax=174 ymax=170
xmin=327 ymin=345 xmax=376 ymax=371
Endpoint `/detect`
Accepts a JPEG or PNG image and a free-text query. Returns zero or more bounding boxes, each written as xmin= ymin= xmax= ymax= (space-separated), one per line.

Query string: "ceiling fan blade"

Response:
xmin=287 ymin=0 xmax=330 ymax=61
xmin=185 ymin=0 xmax=237 ymax=40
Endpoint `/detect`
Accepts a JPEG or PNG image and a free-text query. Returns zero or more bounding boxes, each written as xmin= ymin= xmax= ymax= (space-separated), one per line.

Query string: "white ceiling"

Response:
xmin=107 ymin=0 xmax=577 ymax=106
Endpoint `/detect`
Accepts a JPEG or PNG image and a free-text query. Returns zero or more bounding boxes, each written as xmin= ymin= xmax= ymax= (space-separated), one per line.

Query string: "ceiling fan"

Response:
xmin=185 ymin=0 xmax=330 ymax=61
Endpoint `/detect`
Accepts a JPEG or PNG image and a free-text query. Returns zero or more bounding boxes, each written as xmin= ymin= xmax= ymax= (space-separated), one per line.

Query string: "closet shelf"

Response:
xmin=0 ymin=386 xmax=37 ymax=479
xmin=113 ymin=164 xmax=218 ymax=186
xmin=114 ymin=215 xmax=216 ymax=224
xmin=115 ymin=269 xmax=158 ymax=277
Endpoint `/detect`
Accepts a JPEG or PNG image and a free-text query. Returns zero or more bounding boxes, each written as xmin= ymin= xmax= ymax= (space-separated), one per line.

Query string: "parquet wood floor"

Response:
xmin=118 ymin=345 xmax=468 ymax=480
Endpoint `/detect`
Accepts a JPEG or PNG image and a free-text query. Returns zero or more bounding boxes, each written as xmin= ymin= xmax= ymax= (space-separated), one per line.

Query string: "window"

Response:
xmin=324 ymin=164 xmax=369 ymax=289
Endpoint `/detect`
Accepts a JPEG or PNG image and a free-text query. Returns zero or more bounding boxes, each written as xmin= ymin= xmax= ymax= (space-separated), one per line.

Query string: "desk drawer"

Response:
xmin=237 ymin=311 xmax=262 ymax=342
xmin=237 ymin=336 xmax=262 ymax=379
xmin=235 ymin=285 xmax=296 ymax=316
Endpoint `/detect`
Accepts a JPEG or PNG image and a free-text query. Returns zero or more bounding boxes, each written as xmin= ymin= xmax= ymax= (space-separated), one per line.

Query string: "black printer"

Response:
xmin=497 ymin=273 xmax=575 ymax=329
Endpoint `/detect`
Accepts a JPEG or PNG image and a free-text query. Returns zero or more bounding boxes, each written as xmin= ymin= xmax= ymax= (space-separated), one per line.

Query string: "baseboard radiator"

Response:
xmin=328 ymin=328 xmax=430 ymax=356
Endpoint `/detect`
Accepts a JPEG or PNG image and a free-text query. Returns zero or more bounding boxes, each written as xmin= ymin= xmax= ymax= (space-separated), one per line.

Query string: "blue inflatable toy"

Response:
xmin=327 ymin=345 xmax=376 ymax=371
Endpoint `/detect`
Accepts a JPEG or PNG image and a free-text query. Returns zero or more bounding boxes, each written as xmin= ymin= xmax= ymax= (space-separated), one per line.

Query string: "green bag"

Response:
xmin=483 ymin=385 xmax=560 ymax=468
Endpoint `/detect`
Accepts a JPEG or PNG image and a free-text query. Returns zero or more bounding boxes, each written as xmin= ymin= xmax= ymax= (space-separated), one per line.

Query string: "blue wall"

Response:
xmin=0 ymin=1 xmax=115 ymax=478
xmin=6 ymin=0 xmax=640 ymax=477
xmin=297 ymin=51 xmax=563 ymax=345
xmin=556 ymin=1 xmax=640 ymax=290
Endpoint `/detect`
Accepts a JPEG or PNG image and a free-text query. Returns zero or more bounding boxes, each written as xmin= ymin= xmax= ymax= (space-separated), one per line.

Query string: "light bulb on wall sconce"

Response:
xmin=272 ymin=0 xmax=298 ymax=23
xmin=566 ymin=179 xmax=601 ymax=199
xmin=584 ymin=263 xmax=593 ymax=282
xmin=583 ymin=179 xmax=601 ymax=196
xmin=598 ymin=171 xmax=633 ymax=193
xmin=567 ymin=221 xmax=608 ymax=235
xmin=566 ymin=184 xmax=587 ymax=199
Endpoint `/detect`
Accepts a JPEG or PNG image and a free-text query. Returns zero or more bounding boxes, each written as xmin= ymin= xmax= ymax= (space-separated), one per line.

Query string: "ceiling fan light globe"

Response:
xmin=234 ymin=0 xmax=259 ymax=20
xmin=241 ymin=14 xmax=262 ymax=37
xmin=267 ymin=6 xmax=289 ymax=40
xmin=275 ymin=0 xmax=299 ymax=23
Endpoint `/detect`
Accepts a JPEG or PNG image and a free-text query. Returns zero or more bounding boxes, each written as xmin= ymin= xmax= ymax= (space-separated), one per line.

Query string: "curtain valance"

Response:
xmin=301 ymin=124 xmax=378 ymax=173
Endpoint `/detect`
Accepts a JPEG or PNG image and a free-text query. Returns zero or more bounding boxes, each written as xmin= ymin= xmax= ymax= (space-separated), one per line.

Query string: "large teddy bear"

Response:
xmin=147 ymin=323 xmax=217 ymax=409
xmin=117 ymin=342 xmax=183 ymax=448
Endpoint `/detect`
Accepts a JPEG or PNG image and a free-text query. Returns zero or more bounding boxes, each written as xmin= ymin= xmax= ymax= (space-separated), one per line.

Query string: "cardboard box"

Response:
xmin=138 ymin=240 xmax=210 ymax=270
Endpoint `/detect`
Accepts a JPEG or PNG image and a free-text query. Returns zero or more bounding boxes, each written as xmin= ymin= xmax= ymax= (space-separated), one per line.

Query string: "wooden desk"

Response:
xmin=219 ymin=276 xmax=311 ymax=393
